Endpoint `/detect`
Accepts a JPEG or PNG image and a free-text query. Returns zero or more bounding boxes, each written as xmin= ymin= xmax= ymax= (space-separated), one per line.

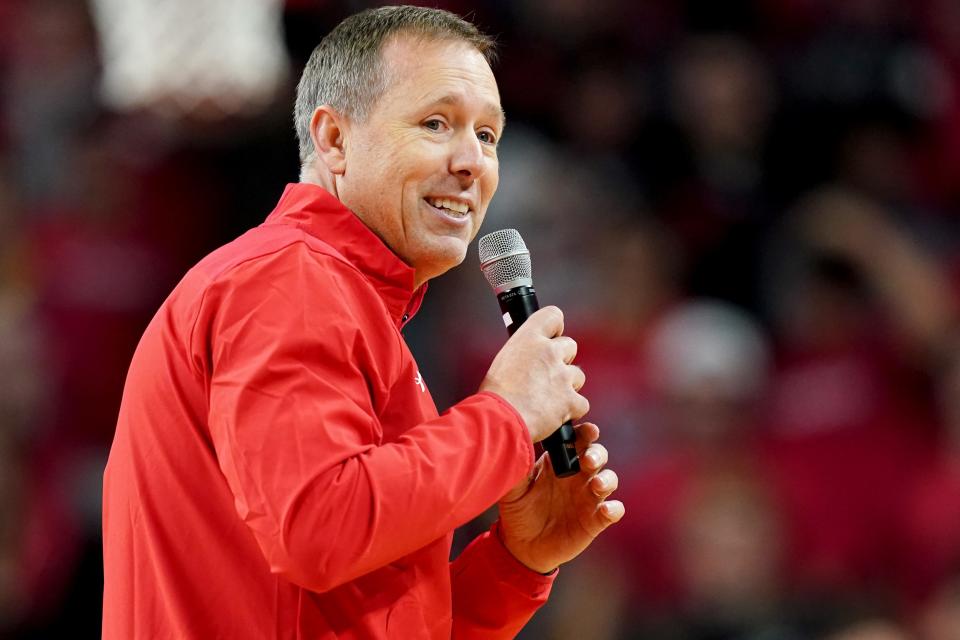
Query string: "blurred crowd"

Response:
xmin=1 ymin=0 xmax=960 ymax=638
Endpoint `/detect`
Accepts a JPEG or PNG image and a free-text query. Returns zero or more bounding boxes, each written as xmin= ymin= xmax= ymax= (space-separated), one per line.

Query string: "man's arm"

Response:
xmin=197 ymin=249 xmax=534 ymax=593
xmin=449 ymin=521 xmax=555 ymax=639
xmin=448 ymin=422 xmax=623 ymax=638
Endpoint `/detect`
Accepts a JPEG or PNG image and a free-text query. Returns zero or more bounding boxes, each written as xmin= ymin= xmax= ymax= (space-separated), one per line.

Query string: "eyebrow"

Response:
xmin=428 ymin=94 xmax=506 ymax=131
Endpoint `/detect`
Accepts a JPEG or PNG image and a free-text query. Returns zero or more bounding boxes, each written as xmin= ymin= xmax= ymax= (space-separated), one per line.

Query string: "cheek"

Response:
xmin=482 ymin=160 xmax=500 ymax=201
xmin=386 ymin=139 xmax=434 ymax=179
xmin=469 ymin=208 xmax=488 ymax=241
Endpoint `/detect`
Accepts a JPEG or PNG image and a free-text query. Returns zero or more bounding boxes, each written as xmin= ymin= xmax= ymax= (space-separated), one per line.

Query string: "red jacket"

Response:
xmin=102 ymin=183 xmax=554 ymax=638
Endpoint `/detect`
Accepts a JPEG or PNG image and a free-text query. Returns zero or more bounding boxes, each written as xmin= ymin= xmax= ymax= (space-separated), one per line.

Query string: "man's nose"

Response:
xmin=449 ymin=131 xmax=485 ymax=183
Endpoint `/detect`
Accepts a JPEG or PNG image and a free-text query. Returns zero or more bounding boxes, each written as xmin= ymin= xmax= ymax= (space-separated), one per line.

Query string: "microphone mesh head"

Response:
xmin=478 ymin=229 xmax=533 ymax=292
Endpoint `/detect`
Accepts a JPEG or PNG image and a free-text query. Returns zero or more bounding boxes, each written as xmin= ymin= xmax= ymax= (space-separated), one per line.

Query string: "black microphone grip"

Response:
xmin=498 ymin=286 xmax=581 ymax=478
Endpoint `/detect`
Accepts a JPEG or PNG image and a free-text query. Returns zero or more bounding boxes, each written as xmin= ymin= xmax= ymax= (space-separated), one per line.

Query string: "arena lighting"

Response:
xmin=89 ymin=0 xmax=289 ymax=120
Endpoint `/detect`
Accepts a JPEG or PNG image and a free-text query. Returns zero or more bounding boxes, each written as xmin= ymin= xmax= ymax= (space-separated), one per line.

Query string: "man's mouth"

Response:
xmin=425 ymin=197 xmax=471 ymax=218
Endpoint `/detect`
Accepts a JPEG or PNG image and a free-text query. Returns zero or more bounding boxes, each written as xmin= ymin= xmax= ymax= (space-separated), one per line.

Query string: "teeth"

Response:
xmin=428 ymin=197 xmax=469 ymax=215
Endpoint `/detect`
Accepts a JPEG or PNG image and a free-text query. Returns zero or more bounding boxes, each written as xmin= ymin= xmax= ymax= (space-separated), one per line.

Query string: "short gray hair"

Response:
xmin=294 ymin=5 xmax=497 ymax=166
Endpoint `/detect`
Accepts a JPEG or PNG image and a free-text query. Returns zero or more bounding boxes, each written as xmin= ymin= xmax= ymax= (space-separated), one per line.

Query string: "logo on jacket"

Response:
xmin=414 ymin=370 xmax=425 ymax=393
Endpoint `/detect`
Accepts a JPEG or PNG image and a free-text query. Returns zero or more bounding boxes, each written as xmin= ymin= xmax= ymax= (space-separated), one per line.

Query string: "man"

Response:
xmin=102 ymin=6 xmax=623 ymax=638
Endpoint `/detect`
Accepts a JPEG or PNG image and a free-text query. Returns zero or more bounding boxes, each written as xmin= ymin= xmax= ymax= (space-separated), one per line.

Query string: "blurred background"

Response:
xmin=2 ymin=0 xmax=960 ymax=638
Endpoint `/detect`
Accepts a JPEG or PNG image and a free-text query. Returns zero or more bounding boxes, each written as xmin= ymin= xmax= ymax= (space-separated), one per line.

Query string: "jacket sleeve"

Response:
xmin=450 ymin=521 xmax=556 ymax=639
xmin=195 ymin=249 xmax=534 ymax=593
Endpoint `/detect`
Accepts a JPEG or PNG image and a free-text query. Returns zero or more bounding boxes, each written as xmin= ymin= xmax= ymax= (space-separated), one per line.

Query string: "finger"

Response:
xmin=553 ymin=336 xmax=578 ymax=364
xmin=570 ymin=364 xmax=586 ymax=391
xmin=573 ymin=422 xmax=600 ymax=450
xmin=581 ymin=443 xmax=608 ymax=472
xmin=527 ymin=305 xmax=564 ymax=338
xmin=568 ymin=394 xmax=590 ymax=423
xmin=590 ymin=468 xmax=619 ymax=499
xmin=599 ymin=500 xmax=625 ymax=524
xmin=584 ymin=500 xmax=625 ymax=538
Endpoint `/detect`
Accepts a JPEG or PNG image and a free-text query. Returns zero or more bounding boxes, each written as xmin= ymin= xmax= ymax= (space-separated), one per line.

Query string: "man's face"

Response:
xmin=336 ymin=35 xmax=503 ymax=285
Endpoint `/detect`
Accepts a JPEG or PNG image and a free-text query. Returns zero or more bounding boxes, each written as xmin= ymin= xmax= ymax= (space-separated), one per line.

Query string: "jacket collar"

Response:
xmin=263 ymin=183 xmax=427 ymax=328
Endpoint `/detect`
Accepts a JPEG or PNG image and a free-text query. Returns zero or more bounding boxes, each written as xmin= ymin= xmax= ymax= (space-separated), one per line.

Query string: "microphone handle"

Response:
xmin=497 ymin=286 xmax=580 ymax=478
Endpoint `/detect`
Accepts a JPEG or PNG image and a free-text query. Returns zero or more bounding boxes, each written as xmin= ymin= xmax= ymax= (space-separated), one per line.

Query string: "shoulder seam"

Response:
xmin=186 ymin=232 xmax=368 ymax=377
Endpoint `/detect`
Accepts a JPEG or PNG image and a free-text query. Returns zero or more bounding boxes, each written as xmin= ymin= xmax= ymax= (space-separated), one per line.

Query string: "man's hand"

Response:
xmin=479 ymin=306 xmax=588 ymax=443
xmin=496 ymin=422 xmax=624 ymax=573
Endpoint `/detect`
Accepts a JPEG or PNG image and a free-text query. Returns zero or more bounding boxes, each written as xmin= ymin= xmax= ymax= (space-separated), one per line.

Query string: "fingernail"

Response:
xmin=585 ymin=451 xmax=600 ymax=466
xmin=601 ymin=501 xmax=624 ymax=520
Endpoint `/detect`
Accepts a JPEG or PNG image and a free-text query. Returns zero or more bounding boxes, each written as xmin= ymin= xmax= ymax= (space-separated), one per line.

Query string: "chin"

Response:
xmin=414 ymin=240 xmax=468 ymax=279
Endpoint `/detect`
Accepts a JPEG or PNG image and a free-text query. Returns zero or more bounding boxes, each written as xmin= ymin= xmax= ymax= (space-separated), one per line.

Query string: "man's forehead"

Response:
xmin=382 ymin=36 xmax=499 ymax=98
xmin=378 ymin=36 xmax=503 ymax=125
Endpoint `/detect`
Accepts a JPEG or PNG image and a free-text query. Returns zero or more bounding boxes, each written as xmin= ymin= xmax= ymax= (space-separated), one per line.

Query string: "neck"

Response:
xmin=299 ymin=162 xmax=338 ymax=197
xmin=299 ymin=164 xmax=435 ymax=289
xmin=299 ymin=165 xmax=452 ymax=290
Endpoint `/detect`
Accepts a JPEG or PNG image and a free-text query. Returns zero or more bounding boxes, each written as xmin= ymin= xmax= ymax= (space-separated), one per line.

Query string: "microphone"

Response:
xmin=478 ymin=229 xmax=581 ymax=478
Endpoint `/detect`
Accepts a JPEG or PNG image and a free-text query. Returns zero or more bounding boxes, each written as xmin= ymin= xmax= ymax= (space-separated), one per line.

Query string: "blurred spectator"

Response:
xmin=916 ymin=574 xmax=960 ymax=640
xmin=0 ymin=163 xmax=43 ymax=445
xmin=27 ymin=121 xmax=175 ymax=447
xmin=644 ymin=34 xmax=777 ymax=311
xmin=896 ymin=342 xmax=960 ymax=621
xmin=916 ymin=0 xmax=960 ymax=206
xmin=3 ymin=0 xmax=99 ymax=204
xmin=532 ymin=300 xmax=781 ymax=640
xmin=760 ymin=186 xmax=946 ymax=607
xmin=614 ymin=300 xmax=773 ymax=603
xmin=566 ymin=218 xmax=682 ymax=469
xmin=667 ymin=35 xmax=775 ymax=202
xmin=0 ymin=162 xmax=41 ymax=635
xmin=7 ymin=112 xmax=225 ymax=635
xmin=0 ymin=431 xmax=22 ymax=632
xmin=660 ymin=467 xmax=788 ymax=639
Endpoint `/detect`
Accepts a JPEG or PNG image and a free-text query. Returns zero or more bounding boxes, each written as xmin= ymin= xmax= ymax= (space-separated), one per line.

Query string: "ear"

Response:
xmin=309 ymin=105 xmax=347 ymax=175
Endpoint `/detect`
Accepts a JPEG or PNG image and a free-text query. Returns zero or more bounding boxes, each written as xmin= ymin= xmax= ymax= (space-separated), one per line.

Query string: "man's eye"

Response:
xmin=477 ymin=130 xmax=497 ymax=145
xmin=424 ymin=119 xmax=444 ymax=131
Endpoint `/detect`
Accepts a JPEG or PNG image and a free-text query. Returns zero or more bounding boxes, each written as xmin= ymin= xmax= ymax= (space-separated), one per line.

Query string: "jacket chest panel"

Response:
xmin=375 ymin=338 xmax=440 ymax=444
